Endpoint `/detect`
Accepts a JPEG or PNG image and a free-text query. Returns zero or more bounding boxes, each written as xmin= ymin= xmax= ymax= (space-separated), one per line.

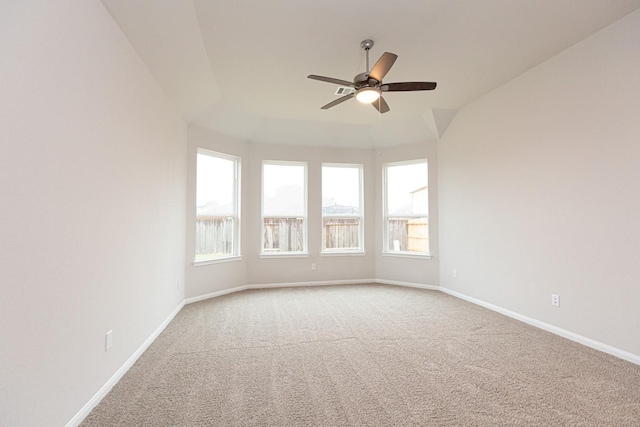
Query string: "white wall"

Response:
xmin=0 ymin=2 xmax=187 ymax=425
xmin=438 ymin=10 xmax=640 ymax=357
xmin=375 ymin=142 xmax=440 ymax=286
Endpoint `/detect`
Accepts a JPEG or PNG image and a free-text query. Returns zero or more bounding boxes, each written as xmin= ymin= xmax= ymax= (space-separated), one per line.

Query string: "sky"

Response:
xmin=196 ymin=153 xmax=234 ymax=207
xmin=263 ymin=163 xmax=304 ymax=198
xmin=322 ymin=165 xmax=361 ymax=208
xmin=386 ymin=162 xmax=428 ymax=213
xmin=197 ymin=156 xmax=427 ymax=214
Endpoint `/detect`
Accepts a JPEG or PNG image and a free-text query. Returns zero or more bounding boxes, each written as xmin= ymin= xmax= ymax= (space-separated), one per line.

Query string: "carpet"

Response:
xmin=82 ymin=284 xmax=640 ymax=426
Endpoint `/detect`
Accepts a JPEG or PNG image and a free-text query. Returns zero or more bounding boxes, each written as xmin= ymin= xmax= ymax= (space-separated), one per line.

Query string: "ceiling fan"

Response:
xmin=308 ymin=39 xmax=437 ymax=114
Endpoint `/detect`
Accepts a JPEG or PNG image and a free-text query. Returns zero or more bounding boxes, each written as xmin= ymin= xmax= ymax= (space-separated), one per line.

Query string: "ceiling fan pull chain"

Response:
xmin=378 ymin=98 xmax=382 ymax=134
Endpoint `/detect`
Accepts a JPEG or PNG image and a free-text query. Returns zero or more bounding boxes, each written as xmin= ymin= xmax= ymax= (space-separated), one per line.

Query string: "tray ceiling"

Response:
xmin=101 ymin=0 xmax=640 ymax=148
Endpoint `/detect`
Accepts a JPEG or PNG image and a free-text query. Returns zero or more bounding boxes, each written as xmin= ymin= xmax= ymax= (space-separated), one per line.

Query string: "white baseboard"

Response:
xmin=189 ymin=282 xmax=640 ymax=366
xmin=65 ymin=301 xmax=185 ymax=427
xmin=247 ymin=278 xmax=376 ymax=290
xmin=184 ymin=285 xmax=248 ymax=304
xmin=184 ymin=279 xmax=377 ymax=305
xmin=375 ymin=279 xmax=439 ymax=291
xmin=439 ymin=286 xmax=640 ymax=366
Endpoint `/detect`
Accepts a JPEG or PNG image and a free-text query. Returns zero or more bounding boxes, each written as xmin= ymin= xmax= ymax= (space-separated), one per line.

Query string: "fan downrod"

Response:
xmin=359 ymin=39 xmax=375 ymax=81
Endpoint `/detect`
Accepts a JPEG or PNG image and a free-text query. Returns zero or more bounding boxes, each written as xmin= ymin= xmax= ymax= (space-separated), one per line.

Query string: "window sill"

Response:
xmin=193 ymin=255 xmax=243 ymax=266
xmin=260 ymin=252 xmax=309 ymax=259
xmin=321 ymin=251 xmax=366 ymax=257
xmin=381 ymin=252 xmax=432 ymax=260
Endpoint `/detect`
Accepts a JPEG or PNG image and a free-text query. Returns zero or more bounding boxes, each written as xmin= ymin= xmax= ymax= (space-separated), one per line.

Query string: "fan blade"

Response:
xmin=372 ymin=96 xmax=390 ymax=114
xmin=381 ymin=82 xmax=437 ymax=92
xmin=308 ymin=75 xmax=354 ymax=86
xmin=369 ymin=52 xmax=398 ymax=82
xmin=321 ymin=93 xmax=354 ymax=110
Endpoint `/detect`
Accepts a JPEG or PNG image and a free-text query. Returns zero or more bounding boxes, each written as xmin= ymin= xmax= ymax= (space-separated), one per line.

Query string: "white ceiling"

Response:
xmin=101 ymin=0 xmax=640 ymax=149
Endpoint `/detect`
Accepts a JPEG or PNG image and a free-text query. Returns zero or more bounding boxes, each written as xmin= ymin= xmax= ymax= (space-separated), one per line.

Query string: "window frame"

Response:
xmin=321 ymin=163 xmax=364 ymax=254
xmin=261 ymin=160 xmax=308 ymax=257
xmin=382 ymin=158 xmax=430 ymax=257
xmin=194 ymin=148 xmax=241 ymax=264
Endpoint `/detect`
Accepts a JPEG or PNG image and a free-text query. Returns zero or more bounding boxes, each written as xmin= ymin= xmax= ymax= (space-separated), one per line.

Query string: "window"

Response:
xmin=383 ymin=159 xmax=429 ymax=255
xmin=262 ymin=161 xmax=307 ymax=255
xmin=195 ymin=149 xmax=240 ymax=261
xmin=322 ymin=164 xmax=364 ymax=253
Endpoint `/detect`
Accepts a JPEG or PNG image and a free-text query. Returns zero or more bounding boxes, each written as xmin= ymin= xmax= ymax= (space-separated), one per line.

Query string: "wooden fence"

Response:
xmin=195 ymin=216 xmax=233 ymax=258
xmin=263 ymin=217 xmax=304 ymax=252
xmin=388 ymin=217 xmax=429 ymax=252
xmin=407 ymin=218 xmax=429 ymax=252
xmin=196 ymin=216 xmax=428 ymax=255
xmin=323 ymin=218 xmax=359 ymax=249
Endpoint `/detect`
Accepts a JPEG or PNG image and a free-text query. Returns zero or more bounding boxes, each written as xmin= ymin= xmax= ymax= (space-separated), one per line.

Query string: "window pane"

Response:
xmin=385 ymin=160 xmax=429 ymax=254
xmin=322 ymin=166 xmax=360 ymax=214
xmin=322 ymin=165 xmax=363 ymax=252
xmin=196 ymin=217 xmax=235 ymax=259
xmin=386 ymin=162 xmax=428 ymax=215
xmin=262 ymin=217 xmax=304 ymax=252
xmin=387 ymin=217 xmax=428 ymax=252
xmin=262 ymin=162 xmax=307 ymax=254
xmin=263 ymin=164 xmax=305 ymax=216
xmin=196 ymin=154 xmax=234 ymax=215
xmin=323 ymin=218 xmax=360 ymax=250
xmin=196 ymin=151 xmax=238 ymax=260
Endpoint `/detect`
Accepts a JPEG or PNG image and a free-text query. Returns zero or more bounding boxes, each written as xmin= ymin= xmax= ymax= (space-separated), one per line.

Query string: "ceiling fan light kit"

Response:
xmin=308 ymin=39 xmax=437 ymax=114
xmin=355 ymin=87 xmax=381 ymax=104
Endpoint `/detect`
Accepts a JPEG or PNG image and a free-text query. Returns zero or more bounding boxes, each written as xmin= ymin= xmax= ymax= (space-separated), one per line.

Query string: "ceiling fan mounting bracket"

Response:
xmin=360 ymin=39 xmax=374 ymax=51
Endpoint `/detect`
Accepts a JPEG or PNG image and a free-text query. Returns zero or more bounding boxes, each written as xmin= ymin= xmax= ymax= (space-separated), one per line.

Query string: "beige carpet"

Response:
xmin=82 ymin=284 xmax=640 ymax=426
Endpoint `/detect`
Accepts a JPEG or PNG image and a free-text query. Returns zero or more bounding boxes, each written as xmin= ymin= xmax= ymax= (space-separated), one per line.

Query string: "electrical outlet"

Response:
xmin=176 ymin=279 xmax=181 ymax=290
xmin=311 ymin=263 xmax=317 ymax=271
xmin=105 ymin=330 xmax=113 ymax=351
xmin=453 ymin=269 xmax=458 ymax=279
xmin=551 ymin=294 xmax=560 ymax=307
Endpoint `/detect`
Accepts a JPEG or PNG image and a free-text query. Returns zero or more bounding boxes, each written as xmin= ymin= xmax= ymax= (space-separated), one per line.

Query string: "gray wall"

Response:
xmin=438 ymin=10 xmax=640 ymax=357
xmin=0 ymin=1 xmax=187 ymax=425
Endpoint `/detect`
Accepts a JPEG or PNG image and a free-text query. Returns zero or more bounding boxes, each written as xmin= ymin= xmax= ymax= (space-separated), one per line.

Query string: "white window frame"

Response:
xmin=321 ymin=163 xmax=364 ymax=254
xmin=261 ymin=160 xmax=308 ymax=257
xmin=382 ymin=158 xmax=430 ymax=258
xmin=194 ymin=149 xmax=241 ymax=265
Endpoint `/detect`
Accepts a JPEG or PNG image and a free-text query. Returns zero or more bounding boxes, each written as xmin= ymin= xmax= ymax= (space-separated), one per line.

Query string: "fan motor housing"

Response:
xmin=354 ymin=72 xmax=378 ymax=87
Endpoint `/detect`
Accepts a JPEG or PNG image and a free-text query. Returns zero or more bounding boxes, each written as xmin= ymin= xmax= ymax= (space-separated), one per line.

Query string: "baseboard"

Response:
xmin=185 ymin=279 xmax=439 ymax=305
xmin=184 ymin=285 xmax=248 ymax=304
xmin=247 ymin=278 xmax=376 ymax=290
xmin=65 ymin=300 xmax=185 ymax=427
xmin=439 ymin=286 xmax=640 ymax=366
xmin=375 ymin=279 xmax=439 ymax=291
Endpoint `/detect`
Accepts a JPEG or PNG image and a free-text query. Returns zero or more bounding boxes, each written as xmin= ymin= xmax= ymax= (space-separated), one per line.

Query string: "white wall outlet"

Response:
xmin=176 ymin=279 xmax=181 ymax=290
xmin=311 ymin=263 xmax=317 ymax=271
xmin=551 ymin=294 xmax=560 ymax=307
xmin=453 ymin=269 xmax=458 ymax=279
xmin=105 ymin=330 xmax=113 ymax=351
